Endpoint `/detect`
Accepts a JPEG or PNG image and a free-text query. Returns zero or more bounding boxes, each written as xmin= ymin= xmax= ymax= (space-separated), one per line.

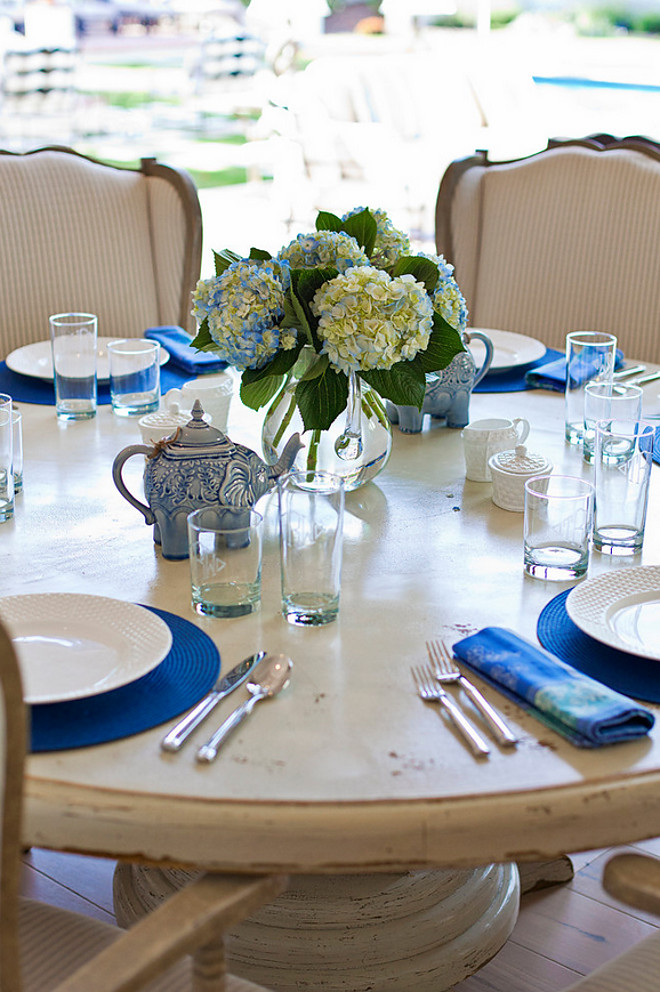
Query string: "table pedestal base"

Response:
xmin=114 ymin=862 xmax=519 ymax=991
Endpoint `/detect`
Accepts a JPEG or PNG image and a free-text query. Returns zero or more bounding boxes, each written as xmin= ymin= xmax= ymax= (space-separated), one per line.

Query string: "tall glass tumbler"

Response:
xmin=278 ymin=470 xmax=345 ymax=626
xmin=565 ymin=330 xmax=617 ymax=446
xmin=0 ymin=394 xmax=13 ymax=522
xmin=593 ymin=419 xmax=654 ymax=556
xmin=49 ymin=312 xmax=98 ymax=420
xmin=524 ymin=475 xmax=594 ymax=580
xmin=582 ymin=381 xmax=643 ymax=463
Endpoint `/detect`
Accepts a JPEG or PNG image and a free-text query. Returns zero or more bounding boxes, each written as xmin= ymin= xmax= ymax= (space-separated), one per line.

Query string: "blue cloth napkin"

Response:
xmin=145 ymin=325 xmax=227 ymax=375
xmin=474 ymin=348 xmax=560 ymax=393
xmin=525 ymin=348 xmax=625 ymax=391
xmin=654 ymin=426 xmax=660 ymax=465
xmin=452 ymin=626 xmax=654 ymax=747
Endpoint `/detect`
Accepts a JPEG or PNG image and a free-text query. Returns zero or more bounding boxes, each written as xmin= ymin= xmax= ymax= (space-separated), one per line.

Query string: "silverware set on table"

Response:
xmin=161 ymin=651 xmax=292 ymax=763
xmin=412 ymin=641 xmax=518 ymax=758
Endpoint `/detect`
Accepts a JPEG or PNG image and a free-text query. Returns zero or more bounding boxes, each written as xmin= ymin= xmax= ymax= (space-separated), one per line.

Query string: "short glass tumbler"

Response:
xmin=187 ymin=508 xmax=263 ymax=618
xmin=278 ymin=470 xmax=345 ymax=626
xmin=593 ymin=419 xmax=654 ymax=556
xmin=565 ymin=330 xmax=617 ymax=446
xmin=0 ymin=394 xmax=14 ymax=522
xmin=524 ymin=475 xmax=594 ymax=580
xmin=49 ymin=312 xmax=98 ymax=420
xmin=583 ymin=381 xmax=643 ymax=463
xmin=108 ymin=339 xmax=161 ymax=416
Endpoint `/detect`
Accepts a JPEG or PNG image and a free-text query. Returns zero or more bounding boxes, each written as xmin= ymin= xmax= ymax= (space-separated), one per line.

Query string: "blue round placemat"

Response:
xmin=30 ymin=606 xmax=221 ymax=752
xmin=0 ymin=361 xmax=190 ymax=406
xmin=537 ymin=590 xmax=660 ymax=703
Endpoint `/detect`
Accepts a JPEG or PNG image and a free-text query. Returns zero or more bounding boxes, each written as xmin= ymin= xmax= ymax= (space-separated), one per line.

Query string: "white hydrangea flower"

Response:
xmin=342 ymin=206 xmax=410 ymax=269
xmin=276 ymin=230 xmax=369 ymax=273
xmin=416 ymin=251 xmax=469 ymax=332
xmin=311 ymin=265 xmax=433 ymax=373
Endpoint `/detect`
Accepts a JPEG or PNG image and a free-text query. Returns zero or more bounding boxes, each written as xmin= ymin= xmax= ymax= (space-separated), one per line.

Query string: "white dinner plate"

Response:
xmin=467 ymin=328 xmax=546 ymax=373
xmin=6 ymin=338 xmax=170 ymax=383
xmin=566 ymin=566 xmax=660 ymax=660
xmin=0 ymin=593 xmax=173 ymax=704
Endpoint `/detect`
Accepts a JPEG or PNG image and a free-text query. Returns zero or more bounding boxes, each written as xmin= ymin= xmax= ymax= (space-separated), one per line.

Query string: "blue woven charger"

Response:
xmin=537 ymin=590 xmax=660 ymax=703
xmin=30 ymin=606 xmax=221 ymax=752
xmin=0 ymin=361 xmax=190 ymax=406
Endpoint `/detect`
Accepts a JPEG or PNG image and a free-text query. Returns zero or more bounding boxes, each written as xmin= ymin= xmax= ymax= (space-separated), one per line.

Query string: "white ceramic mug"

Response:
xmin=165 ymin=372 xmax=234 ymax=433
xmin=461 ymin=417 xmax=531 ymax=482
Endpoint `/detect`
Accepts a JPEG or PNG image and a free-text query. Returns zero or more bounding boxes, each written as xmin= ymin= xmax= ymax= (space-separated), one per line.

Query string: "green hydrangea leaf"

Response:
xmin=190 ymin=318 xmax=220 ymax=354
xmin=417 ymin=315 xmax=465 ymax=373
xmin=360 ymin=360 xmax=426 ymax=409
xmin=392 ymin=255 xmax=439 ymax=294
xmin=289 ymin=268 xmax=337 ymax=351
xmin=240 ymin=373 xmax=286 ymax=410
xmin=241 ymin=343 xmax=303 ymax=384
xmin=249 ymin=247 xmax=272 ymax=260
xmin=295 ymin=367 xmax=348 ymax=431
xmin=341 ymin=209 xmax=377 ymax=257
xmin=213 ymin=248 xmax=241 ymax=276
xmin=315 ymin=211 xmax=343 ymax=232
xmin=299 ymin=353 xmax=329 ymax=382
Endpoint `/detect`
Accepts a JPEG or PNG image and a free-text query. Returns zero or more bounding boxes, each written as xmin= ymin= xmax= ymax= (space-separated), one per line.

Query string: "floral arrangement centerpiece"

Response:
xmin=190 ymin=207 xmax=468 ymax=485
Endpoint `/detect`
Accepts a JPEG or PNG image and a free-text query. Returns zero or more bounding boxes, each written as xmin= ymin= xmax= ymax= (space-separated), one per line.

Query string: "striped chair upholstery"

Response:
xmin=435 ymin=136 xmax=660 ymax=363
xmin=0 ymin=618 xmax=284 ymax=992
xmin=0 ymin=147 xmax=202 ymax=359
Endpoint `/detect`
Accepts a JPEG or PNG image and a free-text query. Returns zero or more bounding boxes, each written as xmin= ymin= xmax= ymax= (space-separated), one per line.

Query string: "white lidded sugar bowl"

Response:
xmin=488 ymin=444 xmax=553 ymax=512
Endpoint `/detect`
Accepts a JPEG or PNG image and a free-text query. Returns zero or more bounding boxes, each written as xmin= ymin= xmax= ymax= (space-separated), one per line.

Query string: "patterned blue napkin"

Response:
xmin=654 ymin=426 xmax=660 ymax=465
xmin=452 ymin=626 xmax=654 ymax=747
xmin=525 ymin=348 xmax=625 ymax=391
xmin=145 ymin=325 xmax=227 ymax=375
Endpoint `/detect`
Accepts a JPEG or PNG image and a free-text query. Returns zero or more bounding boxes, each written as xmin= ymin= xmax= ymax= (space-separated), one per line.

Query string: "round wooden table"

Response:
xmin=6 ymin=379 xmax=660 ymax=990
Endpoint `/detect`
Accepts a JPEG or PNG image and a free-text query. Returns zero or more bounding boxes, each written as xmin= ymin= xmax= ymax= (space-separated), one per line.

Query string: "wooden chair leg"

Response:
xmin=192 ymin=936 xmax=227 ymax=992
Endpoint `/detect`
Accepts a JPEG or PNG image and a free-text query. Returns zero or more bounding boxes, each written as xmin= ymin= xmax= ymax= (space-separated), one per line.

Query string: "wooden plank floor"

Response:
xmin=20 ymin=840 xmax=660 ymax=990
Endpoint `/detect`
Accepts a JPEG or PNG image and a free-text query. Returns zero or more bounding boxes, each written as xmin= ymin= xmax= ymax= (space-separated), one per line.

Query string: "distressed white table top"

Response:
xmin=8 ymin=373 xmax=660 ymax=872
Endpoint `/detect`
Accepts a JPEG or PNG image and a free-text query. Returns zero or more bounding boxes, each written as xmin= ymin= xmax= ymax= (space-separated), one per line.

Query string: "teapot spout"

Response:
xmin=268 ymin=432 xmax=302 ymax=480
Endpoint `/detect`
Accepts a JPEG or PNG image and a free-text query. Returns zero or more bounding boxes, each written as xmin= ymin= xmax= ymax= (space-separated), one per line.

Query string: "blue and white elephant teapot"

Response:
xmin=112 ymin=401 xmax=302 ymax=560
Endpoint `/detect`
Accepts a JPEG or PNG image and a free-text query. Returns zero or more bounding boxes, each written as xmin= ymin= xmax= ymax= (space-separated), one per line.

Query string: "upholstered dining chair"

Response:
xmin=0 ymin=617 xmax=286 ymax=992
xmin=0 ymin=146 xmax=202 ymax=359
xmin=435 ymin=134 xmax=660 ymax=363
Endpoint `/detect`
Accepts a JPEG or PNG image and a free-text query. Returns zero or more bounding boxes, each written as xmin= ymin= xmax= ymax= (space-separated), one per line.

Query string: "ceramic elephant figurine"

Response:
xmin=386 ymin=331 xmax=494 ymax=433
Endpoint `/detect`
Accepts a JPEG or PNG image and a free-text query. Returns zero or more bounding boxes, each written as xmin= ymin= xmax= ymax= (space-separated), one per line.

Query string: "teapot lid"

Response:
xmin=490 ymin=444 xmax=551 ymax=476
xmin=167 ymin=400 xmax=228 ymax=449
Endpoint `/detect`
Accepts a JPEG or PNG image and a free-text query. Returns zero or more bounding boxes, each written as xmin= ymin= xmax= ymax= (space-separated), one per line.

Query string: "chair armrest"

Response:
xmin=603 ymin=853 xmax=660 ymax=916
xmin=53 ymin=871 xmax=288 ymax=992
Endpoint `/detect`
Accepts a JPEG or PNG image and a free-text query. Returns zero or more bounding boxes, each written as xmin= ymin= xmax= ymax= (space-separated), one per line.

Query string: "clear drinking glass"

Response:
xmin=583 ymin=382 xmax=643 ymax=463
xmin=593 ymin=419 xmax=655 ymax=556
xmin=49 ymin=312 xmax=98 ymax=420
xmin=0 ymin=394 xmax=14 ymax=522
xmin=107 ymin=339 xmax=161 ymax=416
xmin=523 ymin=474 xmax=594 ymax=580
xmin=187 ymin=507 xmax=263 ymax=618
xmin=11 ymin=409 xmax=23 ymax=495
xmin=278 ymin=470 xmax=345 ymax=626
xmin=565 ymin=330 xmax=617 ymax=446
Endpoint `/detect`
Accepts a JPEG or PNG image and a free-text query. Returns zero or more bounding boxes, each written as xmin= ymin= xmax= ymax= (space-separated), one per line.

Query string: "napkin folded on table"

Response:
xmin=145 ymin=325 xmax=227 ymax=375
xmin=525 ymin=348 xmax=625 ymax=391
xmin=452 ymin=627 xmax=654 ymax=747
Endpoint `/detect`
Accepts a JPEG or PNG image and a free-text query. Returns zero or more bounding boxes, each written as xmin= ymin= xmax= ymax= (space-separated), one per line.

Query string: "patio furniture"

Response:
xmin=0 ymin=617 xmax=286 ymax=991
xmin=0 ymin=147 xmax=202 ymax=358
xmin=435 ymin=134 xmax=660 ymax=362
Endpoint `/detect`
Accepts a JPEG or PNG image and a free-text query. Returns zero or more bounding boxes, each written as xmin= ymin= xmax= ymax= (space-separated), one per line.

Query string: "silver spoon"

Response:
xmin=196 ymin=654 xmax=293 ymax=763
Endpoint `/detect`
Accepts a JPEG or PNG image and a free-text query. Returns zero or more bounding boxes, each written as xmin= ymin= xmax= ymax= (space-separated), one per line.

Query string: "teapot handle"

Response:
xmin=465 ymin=331 xmax=494 ymax=387
xmin=112 ymin=445 xmax=156 ymax=526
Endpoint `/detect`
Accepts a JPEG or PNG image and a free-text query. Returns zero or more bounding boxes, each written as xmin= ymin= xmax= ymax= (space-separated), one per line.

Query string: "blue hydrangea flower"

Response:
xmin=276 ymin=230 xmax=369 ymax=273
xmin=191 ymin=259 xmax=297 ymax=371
xmin=311 ymin=264 xmax=433 ymax=373
xmin=342 ymin=206 xmax=410 ymax=269
xmin=416 ymin=252 xmax=468 ymax=332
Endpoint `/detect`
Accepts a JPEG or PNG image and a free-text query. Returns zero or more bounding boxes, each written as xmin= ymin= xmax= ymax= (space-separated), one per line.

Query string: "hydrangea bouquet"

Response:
xmin=191 ymin=207 xmax=468 ymax=432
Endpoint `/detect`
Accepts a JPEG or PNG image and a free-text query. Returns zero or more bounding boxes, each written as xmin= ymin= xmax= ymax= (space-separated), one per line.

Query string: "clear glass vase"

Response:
xmin=261 ymin=361 xmax=393 ymax=492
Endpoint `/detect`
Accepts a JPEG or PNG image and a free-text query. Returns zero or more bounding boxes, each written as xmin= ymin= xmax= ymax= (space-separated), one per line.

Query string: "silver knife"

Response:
xmin=160 ymin=651 xmax=266 ymax=752
xmin=613 ymin=364 xmax=646 ymax=380
xmin=631 ymin=369 xmax=660 ymax=386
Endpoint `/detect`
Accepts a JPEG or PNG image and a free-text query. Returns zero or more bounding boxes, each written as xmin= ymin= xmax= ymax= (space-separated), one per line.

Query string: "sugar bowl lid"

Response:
xmin=489 ymin=444 xmax=552 ymax=476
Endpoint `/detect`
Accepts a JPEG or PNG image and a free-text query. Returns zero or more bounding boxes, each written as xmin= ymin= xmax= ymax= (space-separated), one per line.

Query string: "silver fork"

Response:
xmin=427 ymin=640 xmax=518 ymax=748
xmin=411 ymin=664 xmax=490 ymax=758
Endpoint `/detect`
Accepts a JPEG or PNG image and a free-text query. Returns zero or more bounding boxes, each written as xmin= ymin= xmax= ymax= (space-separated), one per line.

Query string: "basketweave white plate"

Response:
xmin=467 ymin=328 xmax=546 ymax=372
xmin=566 ymin=566 xmax=660 ymax=660
xmin=0 ymin=594 xmax=172 ymax=704
xmin=6 ymin=338 xmax=169 ymax=383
